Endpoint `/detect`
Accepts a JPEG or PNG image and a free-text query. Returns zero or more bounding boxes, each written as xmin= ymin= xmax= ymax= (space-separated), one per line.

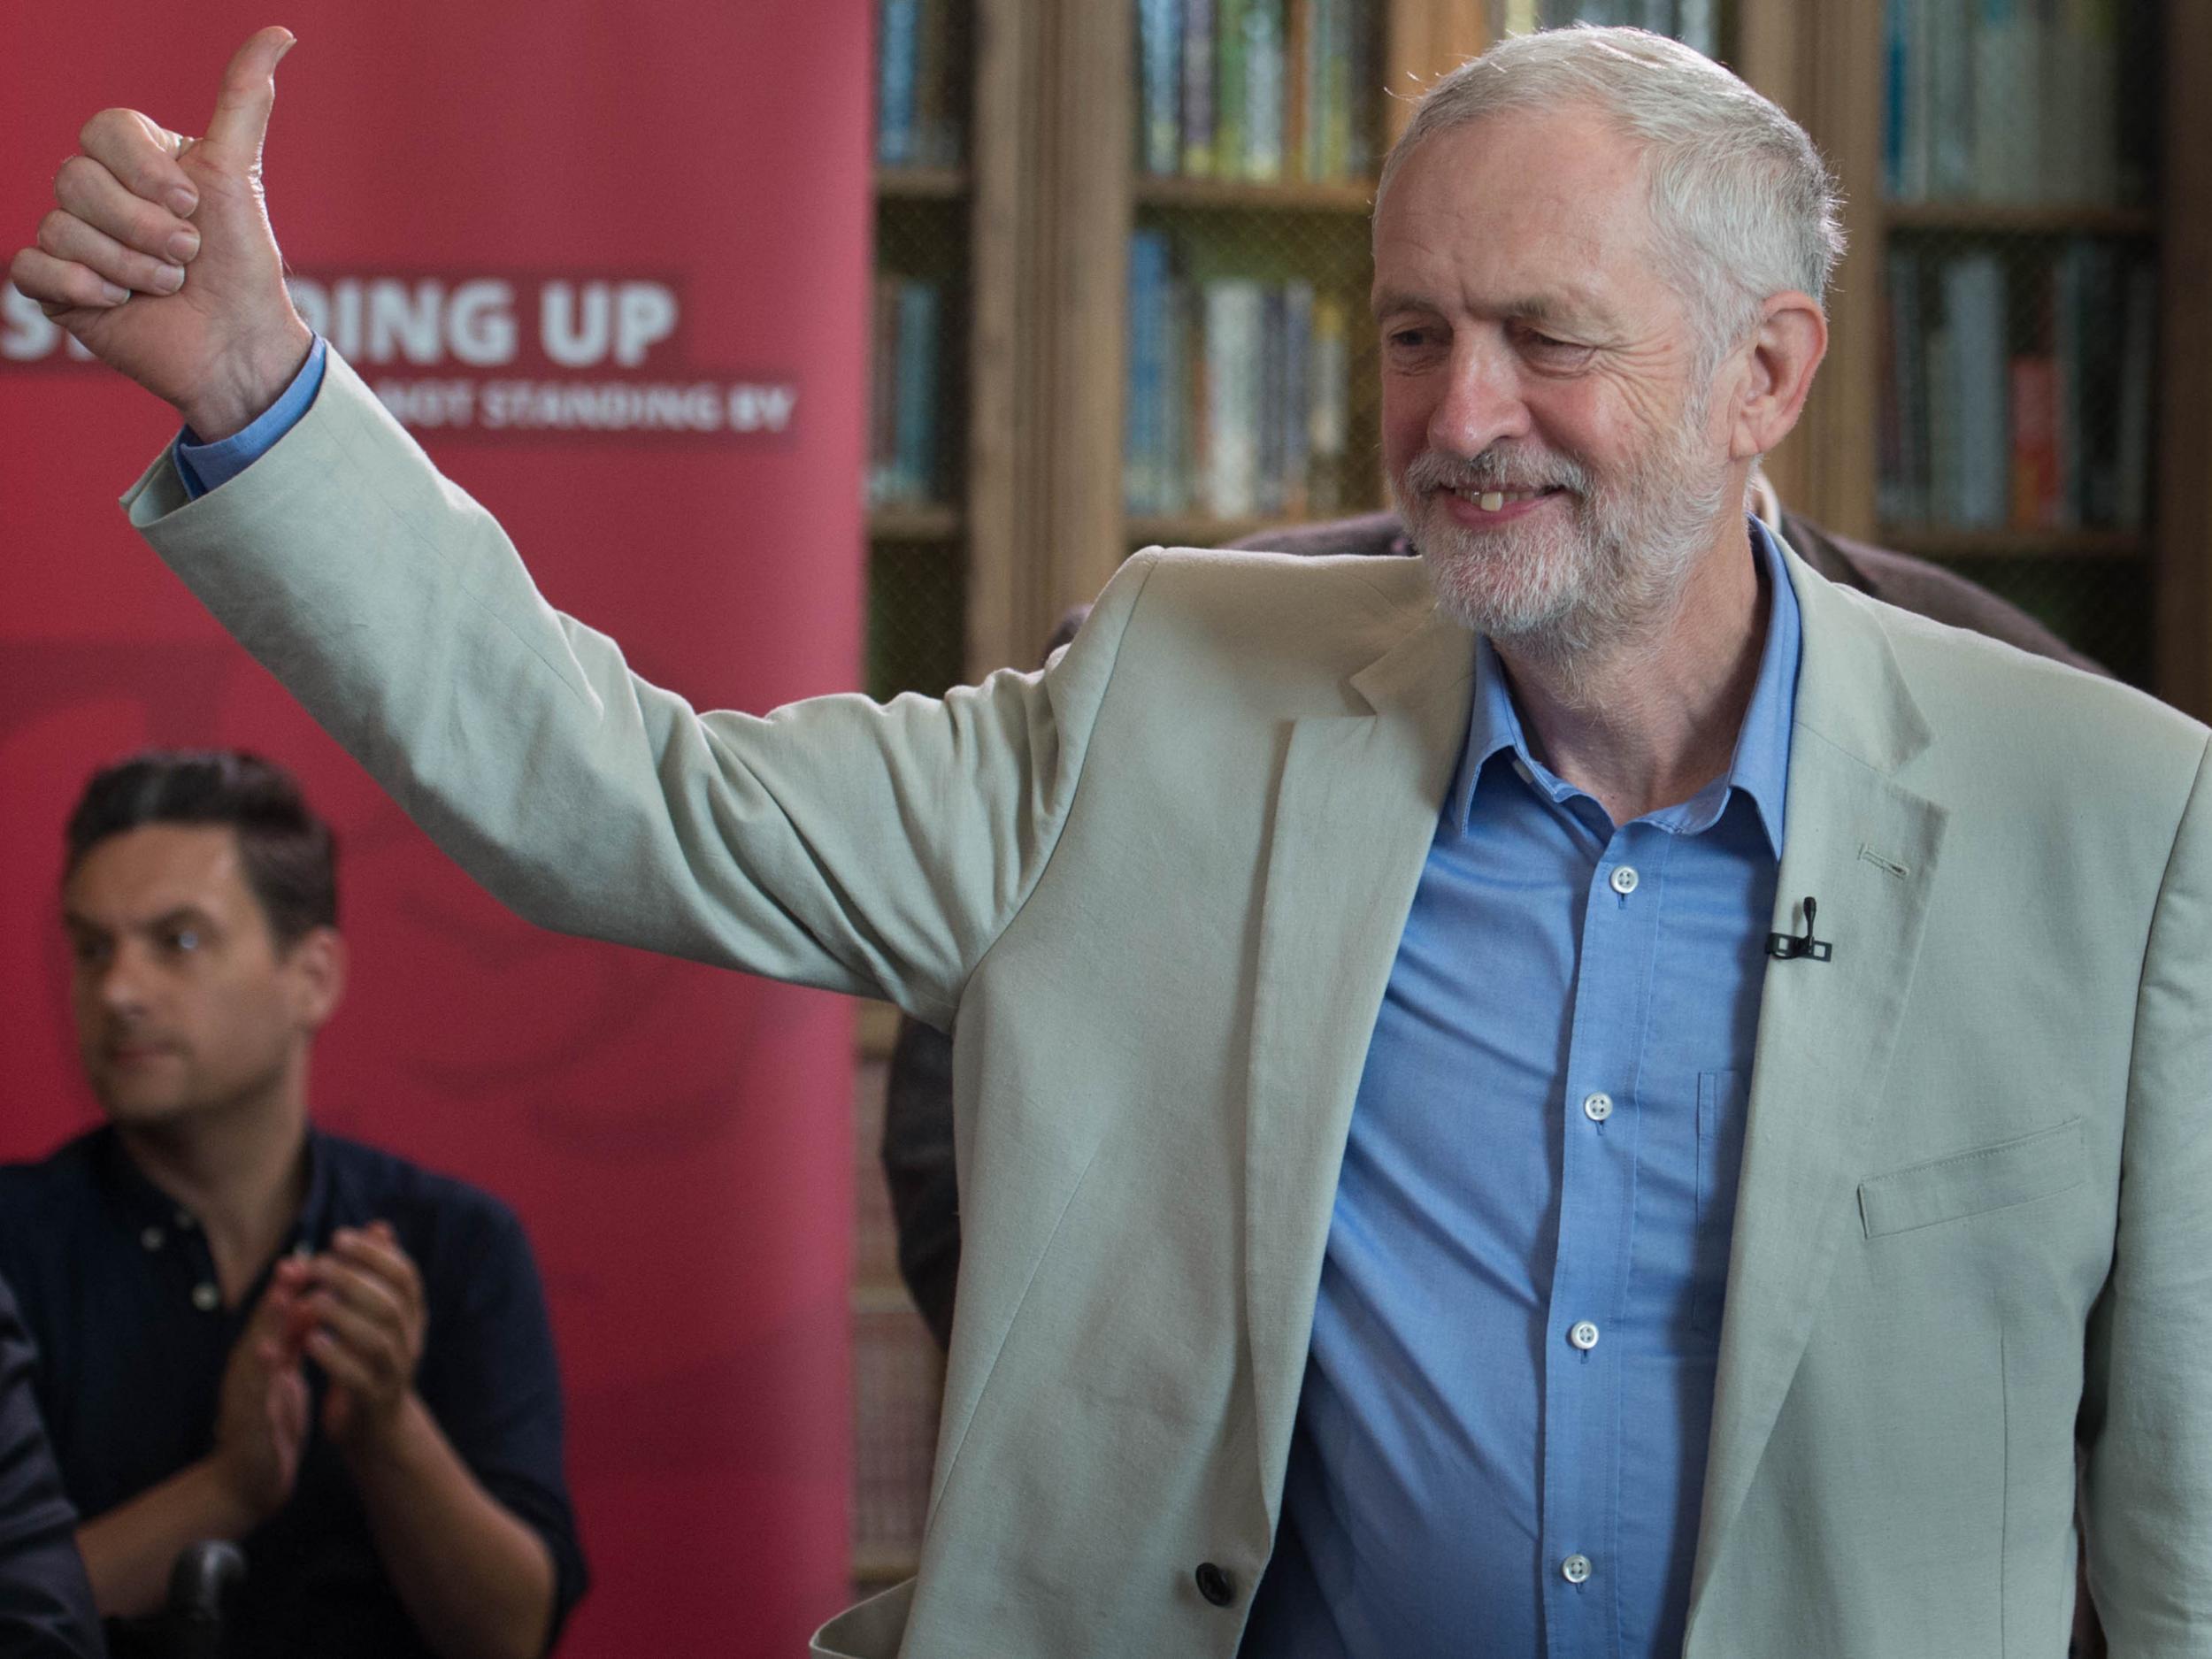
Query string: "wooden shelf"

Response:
xmin=876 ymin=165 xmax=969 ymax=200
xmin=869 ymin=503 xmax=963 ymax=541
xmin=1885 ymin=200 xmax=2158 ymax=237
xmin=1133 ymin=174 xmax=1376 ymax=212
xmin=1875 ymin=526 xmax=2149 ymax=560
xmin=1128 ymin=514 xmax=1278 ymax=547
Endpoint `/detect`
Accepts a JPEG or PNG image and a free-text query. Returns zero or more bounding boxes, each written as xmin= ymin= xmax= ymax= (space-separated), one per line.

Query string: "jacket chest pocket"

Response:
xmin=1857 ymin=1118 xmax=2087 ymax=1239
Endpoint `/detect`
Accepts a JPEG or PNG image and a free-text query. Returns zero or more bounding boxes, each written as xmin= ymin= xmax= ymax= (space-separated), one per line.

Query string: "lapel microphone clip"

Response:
xmin=1766 ymin=895 xmax=1832 ymax=963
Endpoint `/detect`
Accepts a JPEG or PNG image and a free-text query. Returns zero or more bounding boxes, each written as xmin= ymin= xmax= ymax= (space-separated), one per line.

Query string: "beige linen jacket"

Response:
xmin=127 ymin=357 xmax=2212 ymax=1658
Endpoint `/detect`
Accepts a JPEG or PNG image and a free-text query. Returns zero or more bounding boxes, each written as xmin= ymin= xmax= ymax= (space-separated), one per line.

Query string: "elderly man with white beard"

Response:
xmin=16 ymin=21 xmax=2211 ymax=1659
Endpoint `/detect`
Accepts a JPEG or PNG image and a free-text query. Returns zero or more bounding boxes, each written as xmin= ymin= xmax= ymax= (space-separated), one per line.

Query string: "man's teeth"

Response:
xmin=1456 ymin=488 xmax=1546 ymax=511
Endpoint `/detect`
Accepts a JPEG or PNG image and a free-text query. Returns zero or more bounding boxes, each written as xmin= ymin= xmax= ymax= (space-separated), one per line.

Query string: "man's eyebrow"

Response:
xmin=1371 ymin=288 xmax=1620 ymax=331
xmin=60 ymin=905 xmax=213 ymax=936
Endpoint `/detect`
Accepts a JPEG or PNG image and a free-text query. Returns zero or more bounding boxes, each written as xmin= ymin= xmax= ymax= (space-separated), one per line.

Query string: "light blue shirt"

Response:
xmin=172 ymin=335 xmax=327 ymax=496
xmin=1242 ymin=521 xmax=1801 ymax=1659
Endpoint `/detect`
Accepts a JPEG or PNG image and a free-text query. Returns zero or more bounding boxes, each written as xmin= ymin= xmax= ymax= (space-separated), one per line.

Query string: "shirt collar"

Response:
xmin=1448 ymin=515 xmax=1802 ymax=854
xmin=92 ymin=1122 xmax=334 ymax=1254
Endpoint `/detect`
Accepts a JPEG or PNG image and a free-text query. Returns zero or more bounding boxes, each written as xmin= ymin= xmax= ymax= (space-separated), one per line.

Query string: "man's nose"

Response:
xmin=92 ymin=943 xmax=150 ymax=1013
xmin=1427 ymin=336 xmax=1532 ymax=460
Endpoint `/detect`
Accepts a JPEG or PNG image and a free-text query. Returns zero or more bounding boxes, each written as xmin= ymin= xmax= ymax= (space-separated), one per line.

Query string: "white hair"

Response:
xmin=1375 ymin=25 xmax=1845 ymax=371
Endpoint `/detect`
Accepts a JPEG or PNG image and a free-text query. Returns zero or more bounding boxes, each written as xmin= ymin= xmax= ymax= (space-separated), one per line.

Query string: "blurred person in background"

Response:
xmin=0 ymin=752 xmax=586 ymax=1659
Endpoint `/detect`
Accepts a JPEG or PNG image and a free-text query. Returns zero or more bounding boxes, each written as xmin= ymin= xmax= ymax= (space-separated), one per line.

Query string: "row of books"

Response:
xmin=878 ymin=0 xmax=963 ymax=168
xmin=869 ymin=276 xmax=949 ymax=508
xmin=1135 ymin=0 xmax=1376 ymax=184
xmin=1883 ymin=0 xmax=2150 ymax=206
xmin=1879 ymin=241 xmax=2157 ymax=531
xmin=1494 ymin=0 xmax=1718 ymax=58
xmin=1124 ymin=230 xmax=1356 ymax=520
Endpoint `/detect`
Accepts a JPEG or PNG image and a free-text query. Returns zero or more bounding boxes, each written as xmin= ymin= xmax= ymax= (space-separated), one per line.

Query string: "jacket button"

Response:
xmin=1194 ymin=1562 xmax=1235 ymax=1607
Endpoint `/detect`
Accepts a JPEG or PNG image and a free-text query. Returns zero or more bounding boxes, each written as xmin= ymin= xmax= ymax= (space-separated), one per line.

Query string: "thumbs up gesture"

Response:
xmin=9 ymin=27 xmax=314 ymax=440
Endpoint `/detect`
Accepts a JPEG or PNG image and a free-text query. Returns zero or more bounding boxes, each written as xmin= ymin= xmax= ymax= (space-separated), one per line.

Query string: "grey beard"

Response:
xmin=1395 ymin=429 xmax=1728 ymax=696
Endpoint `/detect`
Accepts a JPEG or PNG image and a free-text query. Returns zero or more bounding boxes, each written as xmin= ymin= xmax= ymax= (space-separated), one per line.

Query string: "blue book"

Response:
xmin=878 ymin=0 xmax=919 ymax=166
xmin=1140 ymin=0 xmax=1183 ymax=176
xmin=1125 ymin=231 xmax=1173 ymax=513
xmin=892 ymin=280 xmax=941 ymax=502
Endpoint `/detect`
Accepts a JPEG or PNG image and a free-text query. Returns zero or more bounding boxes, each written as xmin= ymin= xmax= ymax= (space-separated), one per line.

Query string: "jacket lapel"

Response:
xmin=1242 ymin=601 xmax=1476 ymax=1522
xmin=1686 ymin=543 xmax=1951 ymax=1621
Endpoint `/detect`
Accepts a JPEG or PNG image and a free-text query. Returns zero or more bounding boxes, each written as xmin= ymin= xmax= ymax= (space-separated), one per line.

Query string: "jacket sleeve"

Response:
xmin=2079 ymin=736 xmax=2212 ymax=1653
xmin=122 ymin=352 xmax=1155 ymax=1029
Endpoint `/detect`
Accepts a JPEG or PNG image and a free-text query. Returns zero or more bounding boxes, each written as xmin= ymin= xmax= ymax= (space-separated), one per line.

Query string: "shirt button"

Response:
xmin=1581 ymin=1091 xmax=1614 ymax=1123
xmin=1569 ymin=1321 xmax=1601 ymax=1351
xmin=190 ymin=1283 xmax=220 ymax=1313
xmin=140 ymin=1226 xmax=165 ymax=1251
xmin=1194 ymin=1562 xmax=1236 ymax=1607
xmin=1562 ymin=1554 xmax=1593 ymax=1585
xmin=1609 ymin=864 xmax=1640 ymax=895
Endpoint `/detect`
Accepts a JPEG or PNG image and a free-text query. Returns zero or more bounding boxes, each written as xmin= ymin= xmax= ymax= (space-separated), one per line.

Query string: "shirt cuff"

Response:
xmin=173 ymin=335 xmax=330 ymax=499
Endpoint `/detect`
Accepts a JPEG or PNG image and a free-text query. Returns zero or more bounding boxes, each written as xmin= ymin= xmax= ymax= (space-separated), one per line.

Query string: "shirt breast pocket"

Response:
xmin=1857 ymin=1119 xmax=2087 ymax=1240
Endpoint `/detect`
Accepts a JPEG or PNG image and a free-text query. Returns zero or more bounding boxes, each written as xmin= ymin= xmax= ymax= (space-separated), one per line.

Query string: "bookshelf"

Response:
xmin=1748 ymin=0 xmax=2212 ymax=711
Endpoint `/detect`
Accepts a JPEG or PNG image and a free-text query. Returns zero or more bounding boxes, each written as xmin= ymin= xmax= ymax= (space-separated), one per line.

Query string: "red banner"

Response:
xmin=1 ymin=7 xmax=871 ymax=1652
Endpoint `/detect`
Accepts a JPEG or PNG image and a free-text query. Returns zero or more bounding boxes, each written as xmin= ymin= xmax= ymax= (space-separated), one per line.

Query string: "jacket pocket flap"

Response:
xmin=1858 ymin=1119 xmax=2086 ymax=1239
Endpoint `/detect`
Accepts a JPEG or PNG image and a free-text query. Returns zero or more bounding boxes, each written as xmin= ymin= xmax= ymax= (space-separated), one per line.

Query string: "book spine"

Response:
xmin=1245 ymin=0 xmax=1285 ymax=182
xmin=1281 ymin=280 xmax=1313 ymax=518
xmin=1141 ymin=0 xmax=1184 ymax=176
xmin=914 ymin=0 xmax=952 ymax=166
xmin=2113 ymin=258 xmax=2157 ymax=532
xmin=1125 ymin=232 xmax=1171 ymax=514
xmin=1678 ymin=0 xmax=1717 ymax=57
xmin=878 ymin=0 xmax=920 ymax=166
xmin=2009 ymin=355 xmax=2060 ymax=528
xmin=1161 ymin=275 xmax=1192 ymax=513
xmin=869 ymin=273 xmax=902 ymax=506
xmin=2052 ymin=240 xmax=2084 ymax=526
xmin=1285 ymin=0 xmax=1310 ymax=180
xmin=1183 ymin=0 xmax=1217 ymax=176
xmin=1309 ymin=295 xmax=1348 ymax=515
xmin=1217 ymin=0 xmax=1249 ymax=183
xmin=1930 ymin=0 xmax=1972 ymax=197
xmin=893 ymin=280 xmax=941 ymax=503
xmin=1205 ymin=281 xmax=1264 ymax=518
xmin=1944 ymin=253 xmax=2010 ymax=527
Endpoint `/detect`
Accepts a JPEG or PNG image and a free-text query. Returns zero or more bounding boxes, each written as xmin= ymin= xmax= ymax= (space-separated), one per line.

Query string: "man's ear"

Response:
xmin=282 ymin=926 xmax=348 ymax=1033
xmin=1727 ymin=290 xmax=1827 ymax=461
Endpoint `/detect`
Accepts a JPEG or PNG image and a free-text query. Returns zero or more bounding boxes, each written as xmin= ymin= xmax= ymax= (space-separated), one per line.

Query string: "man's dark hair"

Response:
xmin=64 ymin=750 xmax=338 ymax=946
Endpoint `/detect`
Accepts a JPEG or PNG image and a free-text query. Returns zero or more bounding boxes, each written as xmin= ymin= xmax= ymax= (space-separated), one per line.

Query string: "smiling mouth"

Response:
xmin=1447 ymin=485 xmax=1567 ymax=512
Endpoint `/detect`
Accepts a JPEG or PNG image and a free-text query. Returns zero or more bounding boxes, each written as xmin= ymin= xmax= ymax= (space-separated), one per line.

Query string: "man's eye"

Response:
xmin=165 ymin=928 xmax=202 ymax=954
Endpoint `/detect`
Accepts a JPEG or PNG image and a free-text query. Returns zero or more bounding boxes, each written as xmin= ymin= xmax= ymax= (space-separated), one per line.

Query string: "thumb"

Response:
xmin=202 ymin=27 xmax=297 ymax=161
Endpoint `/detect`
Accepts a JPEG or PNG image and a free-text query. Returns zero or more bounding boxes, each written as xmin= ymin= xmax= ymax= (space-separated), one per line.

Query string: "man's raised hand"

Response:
xmin=8 ymin=27 xmax=314 ymax=440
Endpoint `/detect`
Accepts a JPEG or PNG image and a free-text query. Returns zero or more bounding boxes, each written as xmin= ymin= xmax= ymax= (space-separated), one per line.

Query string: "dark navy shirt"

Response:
xmin=0 ymin=1127 xmax=586 ymax=1659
